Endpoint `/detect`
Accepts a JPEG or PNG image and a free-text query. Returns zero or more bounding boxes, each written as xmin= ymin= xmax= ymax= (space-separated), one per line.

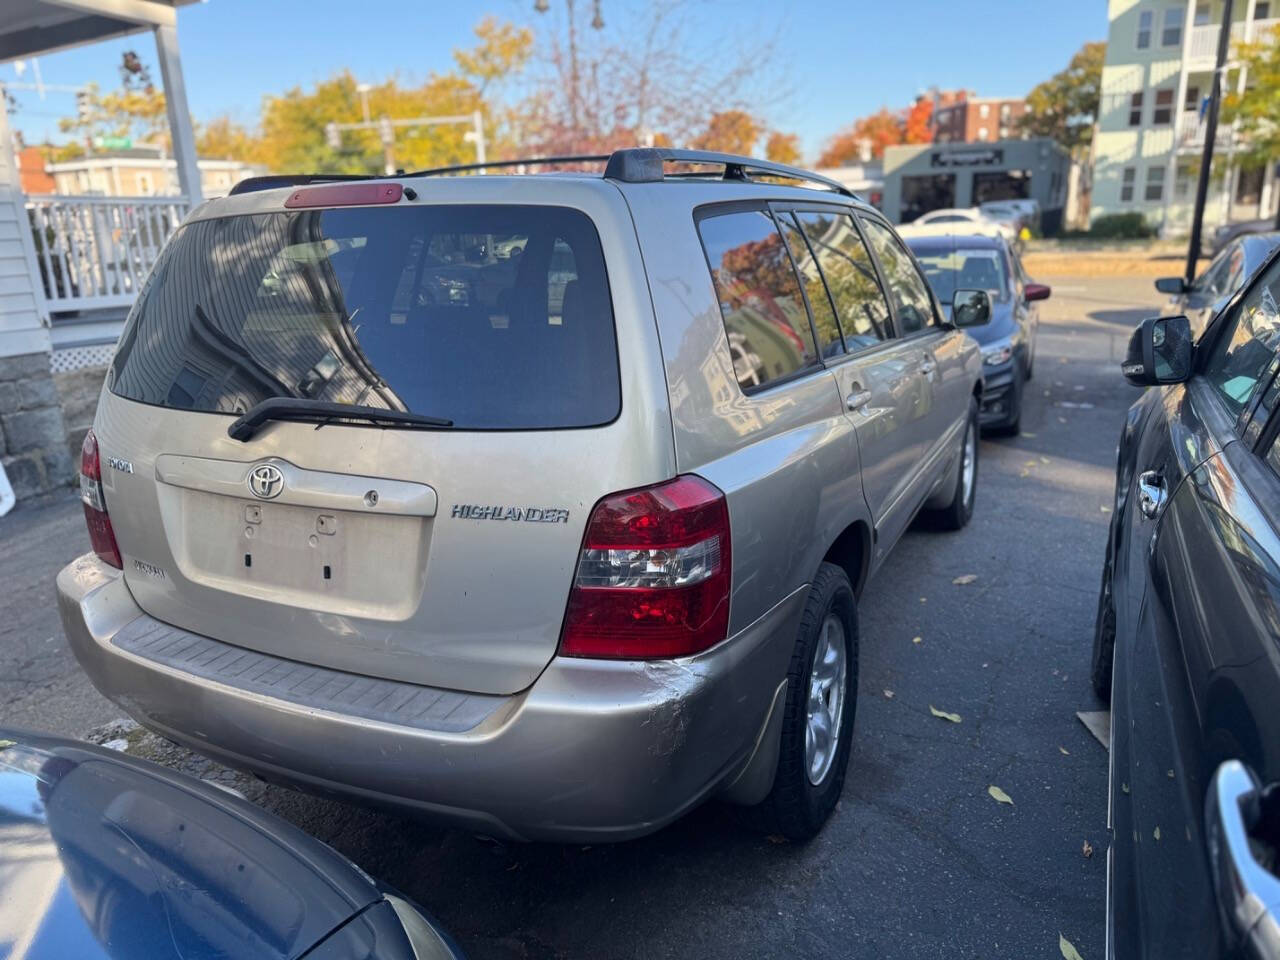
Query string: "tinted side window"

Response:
xmin=1202 ymin=253 xmax=1280 ymax=420
xmin=860 ymin=217 xmax=937 ymax=334
xmin=697 ymin=209 xmax=819 ymax=391
xmin=795 ymin=210 xmax=891 ymax=350
xmin=778 ymin=214 xmax=843 ymax=358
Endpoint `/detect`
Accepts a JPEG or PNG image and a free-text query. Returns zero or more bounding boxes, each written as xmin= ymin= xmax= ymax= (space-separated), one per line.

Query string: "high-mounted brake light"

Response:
xmin=284 ymin=182 xmax=403 ymax=209
xmin=560 ymin=475 xmax=731 ymax=659
xmin=80 ymin=429 xmax=122 ymax=569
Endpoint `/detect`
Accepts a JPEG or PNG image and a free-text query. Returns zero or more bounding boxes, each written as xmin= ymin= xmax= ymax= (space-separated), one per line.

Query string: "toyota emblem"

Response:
xmin=247 ymin=463 xmax=285 ymax=500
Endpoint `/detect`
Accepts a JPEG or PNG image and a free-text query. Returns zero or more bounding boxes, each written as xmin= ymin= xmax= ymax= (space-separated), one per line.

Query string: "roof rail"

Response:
xmin=603 ymin=148 xmax=858 ymax=198
xmin=228 ymin=173 xmax=378 ymax=196
xmin=405 ymin=155 xmax=610 ymax=178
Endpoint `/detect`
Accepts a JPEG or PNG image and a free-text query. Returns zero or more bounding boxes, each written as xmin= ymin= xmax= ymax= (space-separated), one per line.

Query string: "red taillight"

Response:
xmin=80 ymin=429 xmax=122 ymax=569
xmin=559 ymin=475 xmax=731 ymax=659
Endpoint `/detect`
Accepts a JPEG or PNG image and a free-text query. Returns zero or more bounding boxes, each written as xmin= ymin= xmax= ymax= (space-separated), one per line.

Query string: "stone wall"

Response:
xmin=54 ymin=365 xmax=109 ymax=467
xmin=0 ymin=352 xmax=74 ymax=501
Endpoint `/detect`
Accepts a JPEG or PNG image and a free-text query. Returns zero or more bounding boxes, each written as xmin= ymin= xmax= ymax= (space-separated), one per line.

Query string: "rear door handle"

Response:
xmin=919 ymin=357 xmax=937 ymax=377
xmin=846 ymin=388 xmax=872 ymax=412
xmin=1138 ymin=470 xmax=1166 ymax=519
xmin=1205 ymin=761 xmax=1280 ymax=958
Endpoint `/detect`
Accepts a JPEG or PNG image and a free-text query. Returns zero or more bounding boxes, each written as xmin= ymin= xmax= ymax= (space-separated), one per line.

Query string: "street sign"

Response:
xmin=92 ymin=136 xmax=133 ymax=150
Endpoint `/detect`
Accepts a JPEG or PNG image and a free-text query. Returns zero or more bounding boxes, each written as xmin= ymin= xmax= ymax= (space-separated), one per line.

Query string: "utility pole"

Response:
xmin=325 ymin=113 xmax=486 ymax=175
xmin=1186 ymin=0 xmax=1234 ymax=284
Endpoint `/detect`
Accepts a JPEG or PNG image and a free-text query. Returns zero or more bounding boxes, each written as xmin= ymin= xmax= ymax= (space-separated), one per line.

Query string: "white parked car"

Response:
xmin=911 ymin=207 xmax=1017 ymax=242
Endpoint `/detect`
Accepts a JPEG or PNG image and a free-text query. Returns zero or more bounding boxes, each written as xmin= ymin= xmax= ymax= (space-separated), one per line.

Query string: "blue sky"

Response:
xmin=6 ymin=0 xmax=1105 ymax=160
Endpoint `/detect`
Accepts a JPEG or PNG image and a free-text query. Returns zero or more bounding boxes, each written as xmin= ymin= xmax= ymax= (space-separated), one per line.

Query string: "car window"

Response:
xmin=111 ymin=204 xmax=620 ymax=430
xmin=860 ymin=218 xmax=938 ymax=334
xmin=923 ymin=214 xmax=969 ymax=224
xmin=1194 ymin=245 xmax=1233 ymax=296
xmin=1201 ymin=252 xmax=1280 ymax=420
xmin=697 ymin=208 xmax=820 ymax=391
xmin=794 ymin=210 xmax=891 ymax=351
xmin=777 ymin=214 xmax=844 ymax=358
xmin=911 ymin=246 xmax=1010 ymax=305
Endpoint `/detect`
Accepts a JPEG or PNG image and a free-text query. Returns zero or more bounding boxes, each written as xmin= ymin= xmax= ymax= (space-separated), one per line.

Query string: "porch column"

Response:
xmin=153 ymin=22 xmax=202 ymax=204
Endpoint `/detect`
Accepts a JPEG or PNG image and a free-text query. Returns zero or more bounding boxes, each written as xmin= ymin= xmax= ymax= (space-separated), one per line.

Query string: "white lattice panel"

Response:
xmin=51 ymin=343 xmax=115 ymax=374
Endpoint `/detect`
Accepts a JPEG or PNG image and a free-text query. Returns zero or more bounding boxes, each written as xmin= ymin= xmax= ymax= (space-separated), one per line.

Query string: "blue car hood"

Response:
xmin=0 ymin=731 xmax=381 ymax=960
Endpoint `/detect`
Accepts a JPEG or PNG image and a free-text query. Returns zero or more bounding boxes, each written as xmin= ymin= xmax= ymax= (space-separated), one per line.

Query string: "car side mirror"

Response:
xmin=1024 ymin=283 xmax=1051 ymax=302
xmin=1122 ymin=315 xmax=1193 ymax=386
xmin=1155 ymin=276 xmax=1188 ymax=295
xmin=952 ymin=289 xmax=991 ymax=328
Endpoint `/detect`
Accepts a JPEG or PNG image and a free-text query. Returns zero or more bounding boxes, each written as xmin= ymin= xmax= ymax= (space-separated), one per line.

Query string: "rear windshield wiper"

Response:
xmin=228 ymin=398 xmax=453 ymax=442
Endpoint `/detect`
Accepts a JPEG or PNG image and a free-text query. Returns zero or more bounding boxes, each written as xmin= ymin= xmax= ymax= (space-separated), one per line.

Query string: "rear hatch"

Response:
xmin=93 ymin=180 xmax=673 ymax=696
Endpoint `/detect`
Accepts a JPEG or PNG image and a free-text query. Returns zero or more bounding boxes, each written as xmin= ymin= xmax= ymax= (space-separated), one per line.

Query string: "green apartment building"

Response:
xmin=1093 ymin=0 xmax=1279 ymax=232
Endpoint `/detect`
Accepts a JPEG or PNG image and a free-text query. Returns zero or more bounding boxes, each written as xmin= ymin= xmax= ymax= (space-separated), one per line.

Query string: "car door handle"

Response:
xmin=919 ymin=357 xmax=937 ymax=376
xmin=1205 ymin=761 xmax=1280 ymax=957
xmin=1138 ymin=470 xmax=1166 ymax=519
xmin=846 ymin=388 xmax=872 ymax=412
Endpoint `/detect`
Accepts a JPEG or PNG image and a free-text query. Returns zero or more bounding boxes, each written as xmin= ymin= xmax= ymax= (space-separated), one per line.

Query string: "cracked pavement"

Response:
xmin=0 ymin=273 xmax=1161 ymax=958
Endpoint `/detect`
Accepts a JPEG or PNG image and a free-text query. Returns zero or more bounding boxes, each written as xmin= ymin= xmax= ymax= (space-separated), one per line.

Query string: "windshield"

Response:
xmin=910 ymin=246 xmax=1011 ymax=305
xmin=110 ymin=204 xmax=620 ymax=430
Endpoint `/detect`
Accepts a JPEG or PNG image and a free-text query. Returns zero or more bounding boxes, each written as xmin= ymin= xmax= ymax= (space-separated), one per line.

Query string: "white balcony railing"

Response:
xmin=1177 ymin=110 xmax=1235 ymax=149
xmin=25 ymin=194 xmax=191 ymax=313
xmin=1187 ymin=18 xmax=1279 ymax=64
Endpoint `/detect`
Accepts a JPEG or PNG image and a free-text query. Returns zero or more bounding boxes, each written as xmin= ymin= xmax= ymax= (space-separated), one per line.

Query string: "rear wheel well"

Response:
xmin=972 ymin=379 xmax=983 ymax=401
xmin=823 ymin=522 xmax=871 ymax=598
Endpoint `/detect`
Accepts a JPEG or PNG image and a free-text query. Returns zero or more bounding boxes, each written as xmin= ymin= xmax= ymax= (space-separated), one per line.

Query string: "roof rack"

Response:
xmin=603 ymin=148 xmax=857 ymax=198
xmin=230 ymin=149 xmax=858 ymax=199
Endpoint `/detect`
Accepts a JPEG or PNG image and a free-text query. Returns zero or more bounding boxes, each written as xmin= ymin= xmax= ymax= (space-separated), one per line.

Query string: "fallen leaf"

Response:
xmin=1082 ymin=839 xmax=1093 ymax=858
xmin=506 ymin=862 xmax=520 ymax=871
xmin=766 ymin=834 xmax=788 ymax=845
xmin=0 ymin=740 xmax=14 ymax=750
xmin=1122 ymin=782 xmax=1130 ymax=794
xmin=1020 ymin=469 xmax=1030 ymax=478
xmin=1039 ymin=456 xmax=1051 ymax=464
xmin=1101 ymin=505 xmax=1111 ymax=513
xmin=1060 ymin=933 xmax=1085 ymax=960
xmin=952 ymin=574 xmax=978 ymax=585
xmin=1024 ymin=459 xmax=1039 ymax=468
xmin=912 ymin=636 xmax=923 ymax=644
xmin=919 ymin=596 xmax=927 ymax=603
xmin=1059 ymin=746 xmax=1070 ymax=755
xmin=988 ymin=785 xmax=1014 ymax=805
xmin=1022 ymin=432 xmax=1038 ymax=438
xmin=883 ymin=689 xmax=895 ymax=699
xmin=1058 ymin=416 xmax=1068 ymax=424
xmin=1154 ymin=826 xmax=1161 ymax=841
xmin=929 ymin=705 xmax=962 ymax=723
xmin=1167 ymin=769 xmax=1175 ymax=779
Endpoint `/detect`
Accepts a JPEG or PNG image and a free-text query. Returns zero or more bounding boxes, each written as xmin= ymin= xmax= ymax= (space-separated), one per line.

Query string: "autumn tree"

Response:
xmin=196 ymin=115 xmax=261 ymax=162
xmin=694 ymin=110 xmax=763 ymax=155
xmin=1018 ymin=41 xmax=1104 ymax=153
xmin=523 ymin=0 xmax=784 ymax=155
xmin=818 ymin=108 xmax=903 ymax=166
xmin=903 ymin=96 xmax=933 ymax=144
xmin=256 ymin=18 xmax=532 ymax=174
xmin=58 ymin=51 xmax=168 ymax=149
xmin=1224 ymin=34 xmax=1280 ymax=182
xmin=765 ymin=131 xmax=801 ymax=165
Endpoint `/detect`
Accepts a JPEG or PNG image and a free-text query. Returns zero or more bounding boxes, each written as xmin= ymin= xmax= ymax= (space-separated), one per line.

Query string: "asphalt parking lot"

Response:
xmin=0 ymin=272 xmax=1162 ymax=959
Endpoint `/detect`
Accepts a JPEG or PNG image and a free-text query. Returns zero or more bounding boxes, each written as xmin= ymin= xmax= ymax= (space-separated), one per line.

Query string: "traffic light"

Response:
xmin=325 ymin=122 xmax=341 ymax=150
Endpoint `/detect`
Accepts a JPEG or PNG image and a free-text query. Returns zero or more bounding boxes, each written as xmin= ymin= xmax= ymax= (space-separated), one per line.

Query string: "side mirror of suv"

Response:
xmin=1024 ymin=283 xmax=1051 ymax=302
xmin=1122 ymin=315 xmax=1193 ymax=386
xmin=952 ymin=289 xmax=991 ymax=328
xmin=1155 ymin=276 xmax=1189 ymax=295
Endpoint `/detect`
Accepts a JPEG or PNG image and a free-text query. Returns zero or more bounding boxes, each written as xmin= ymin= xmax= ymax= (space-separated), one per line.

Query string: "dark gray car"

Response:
xmin=904 ymin=230 xmax=1050 ymax=433
xmin=1156 ymin=232 xmax=1280 ymax=338
xmin=1094 ymin=241 xmax=1280 ymax=958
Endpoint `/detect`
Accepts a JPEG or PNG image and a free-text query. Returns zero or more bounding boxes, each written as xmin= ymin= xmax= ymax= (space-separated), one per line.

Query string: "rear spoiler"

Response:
xmin=229 ymin=174 xmax=377 ymax=196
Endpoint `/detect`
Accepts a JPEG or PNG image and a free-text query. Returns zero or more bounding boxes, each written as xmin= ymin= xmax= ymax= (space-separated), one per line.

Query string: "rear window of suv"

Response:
xmin=110 ymin=204 xmax=620 ymax=430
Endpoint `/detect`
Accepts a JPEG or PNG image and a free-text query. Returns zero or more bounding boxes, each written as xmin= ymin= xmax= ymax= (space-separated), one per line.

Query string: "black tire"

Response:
xmin=1091 ymin=550 xmax=1117 ymax=701
xmin=749 ymin=562 xmax=858 ymax=842
xmin=929 ymin=397 xmax=979 ymax=531
xmin=1025 ymin=345 xmax=1035 ymax=381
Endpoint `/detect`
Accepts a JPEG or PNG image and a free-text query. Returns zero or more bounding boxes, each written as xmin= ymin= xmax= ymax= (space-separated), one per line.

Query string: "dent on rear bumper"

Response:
xmin=57 ymin=554 xmax=803 ymax=842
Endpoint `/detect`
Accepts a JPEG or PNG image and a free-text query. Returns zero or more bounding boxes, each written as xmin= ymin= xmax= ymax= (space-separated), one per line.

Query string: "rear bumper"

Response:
xmin=57 ymin=554 xmax=801 ymax=842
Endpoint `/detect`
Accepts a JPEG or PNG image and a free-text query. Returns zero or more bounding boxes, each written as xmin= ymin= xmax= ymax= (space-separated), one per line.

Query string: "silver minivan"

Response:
xmin=58 ymin=149 xmax=985 ymax=842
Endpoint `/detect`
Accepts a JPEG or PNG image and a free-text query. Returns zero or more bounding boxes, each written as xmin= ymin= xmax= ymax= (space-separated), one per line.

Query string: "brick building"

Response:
xmin=931 ymin=92 xmax=1029 ymax=144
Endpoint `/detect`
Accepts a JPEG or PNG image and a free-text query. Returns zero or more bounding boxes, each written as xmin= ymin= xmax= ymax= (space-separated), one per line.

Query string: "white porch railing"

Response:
xmin=1187 ymin=18 xmax=1279 ymax=64
xmin=24 ymin=194 xmax=191 ymax=313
